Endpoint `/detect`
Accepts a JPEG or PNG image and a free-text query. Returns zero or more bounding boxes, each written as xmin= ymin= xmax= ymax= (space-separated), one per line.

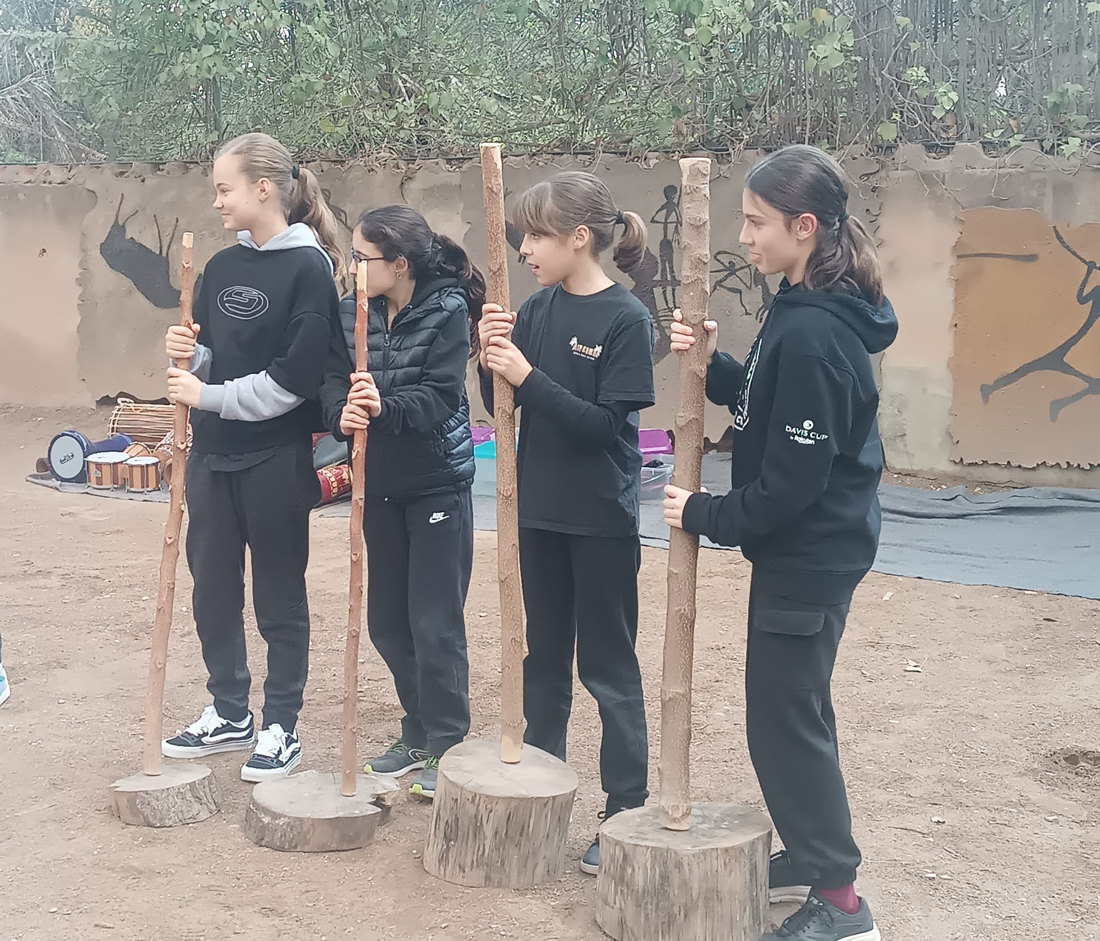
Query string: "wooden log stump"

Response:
xmin=107 ymin=763 xmax=220 ymax=828
xmin=243 ymin=770 xmax=399 ymax=853
xmin=597 ymin=803 xmax=772 ymax=941
xmin=423 ymin=738 xmax=578 ymax=887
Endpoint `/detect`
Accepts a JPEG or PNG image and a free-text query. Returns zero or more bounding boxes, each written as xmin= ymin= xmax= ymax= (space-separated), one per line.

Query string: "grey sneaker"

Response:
xmin=410 ymin=756 xmax=440 ymax=799
xmin=364 ymin=741 xmax=429 ymax=777
xmin=580 ymin=837 xmax=600 ymax=875
xmin=770 ymin=850 xmax=812 ymax=904
xmin=763 ymin=894 xmax=880 ymax=941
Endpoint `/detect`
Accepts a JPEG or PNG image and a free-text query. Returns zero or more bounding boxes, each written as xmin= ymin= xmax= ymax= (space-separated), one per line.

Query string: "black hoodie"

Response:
xmin=681 ymin=281 xmax=899 ymax=603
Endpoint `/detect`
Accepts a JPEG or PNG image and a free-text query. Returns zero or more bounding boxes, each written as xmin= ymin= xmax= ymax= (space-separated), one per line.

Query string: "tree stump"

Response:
xmin=423 ymin=738 xmax=578 ymax=887
xmin=107 ymin=763 xmax=220 ymax=828
xmin=244 ymin=770 xmax=400 ymax=853
xmin=597 ymin=803 xmax=772 ymax=941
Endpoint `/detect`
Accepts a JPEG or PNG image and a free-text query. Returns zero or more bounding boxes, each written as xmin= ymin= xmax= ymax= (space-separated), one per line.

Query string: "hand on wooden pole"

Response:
xmin=343 ymin=264 xmax=370 ymax=797
xmin=480 ymin=142 xmax=524 ymax=764
xmin=143 ymin=232 xmax=195 ymax=776
xmin=659 ymin=159 xmax=711 ymax=830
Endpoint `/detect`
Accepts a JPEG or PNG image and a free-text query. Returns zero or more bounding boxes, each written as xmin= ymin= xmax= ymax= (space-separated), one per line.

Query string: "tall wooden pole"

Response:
xmin=480 ymin=142 xmax=524 ymax=764
xmin=143 ymin=232 xmax=195 ymax=776
xmin=342 ymin=264 xmax=370 ymax=797
xmin=659 ymin=158 xmax=711 ymax=830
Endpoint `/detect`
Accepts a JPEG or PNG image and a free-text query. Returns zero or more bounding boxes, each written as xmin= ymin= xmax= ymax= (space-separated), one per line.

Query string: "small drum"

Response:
xmin=125 ymin=442 xmax=152 ymax=459
xmin=125 ymin=456 xmax=163 ymax=493
xmin=152 ymin=429 xmax=193 ymax=485
xmin=108 ymin=398 xmax=178 ymax=448
xmin=48 ymin=431 xmax=131 ymax=483
xmin=316 ymin=464 xmax=352 ymax=506
xmin=86 ymin=451 xmax=129 ymax=489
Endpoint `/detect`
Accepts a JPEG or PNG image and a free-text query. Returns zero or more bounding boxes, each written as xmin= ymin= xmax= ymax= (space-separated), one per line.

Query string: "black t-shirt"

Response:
xmin=483 ymin=283 xmax=655 ymax=537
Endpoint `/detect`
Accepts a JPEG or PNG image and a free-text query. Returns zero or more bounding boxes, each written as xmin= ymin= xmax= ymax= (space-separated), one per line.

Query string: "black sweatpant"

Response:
xmin=185 ymin=443 xmax=319 ymax=733
xmin=363 ymin=487 xmax=472 ymax=756
xmin=745 ymin=577 xmax=863 ymax=889
xmin=519 ymin=527 xmax=649 ymax=813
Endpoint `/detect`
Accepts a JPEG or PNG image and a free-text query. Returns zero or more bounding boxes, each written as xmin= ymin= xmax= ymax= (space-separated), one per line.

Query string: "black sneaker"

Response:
xmin=763 ymin=893 xmax=880 ymax=941
xmin=580 ymin=836 xmax=600 ymax=875
xmin=410 ymin=756 xmax=440 ymax=799
xmin=770 ymin=850 xmax=813 ymax=904
xmin=162 ymin=705 xmax=255 ymax=758
xmin=241 ymin=724 xmax=302 ymax=782
xmin=364 ymin=741 xmax=430 ymax=777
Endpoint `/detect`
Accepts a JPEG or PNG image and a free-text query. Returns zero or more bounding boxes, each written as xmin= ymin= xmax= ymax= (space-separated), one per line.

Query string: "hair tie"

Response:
xmin=616 ymin=211 xmax=625 ymax=226
xmin=836 ymin=211 xmax=849 ymax=228
xmin=291 ymin=164 xmax=301 ymax=180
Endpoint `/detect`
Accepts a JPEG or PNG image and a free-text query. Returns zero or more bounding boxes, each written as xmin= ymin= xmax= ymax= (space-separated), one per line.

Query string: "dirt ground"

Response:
xmin=2 ymin=404 xmax=1098 ymax=941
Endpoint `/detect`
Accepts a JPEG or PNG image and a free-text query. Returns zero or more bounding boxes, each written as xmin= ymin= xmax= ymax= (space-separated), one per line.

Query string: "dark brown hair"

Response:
xmin=512 ymin=170 xmax=647 ymax=273
xmin=358 ymin=205 xmax=487 ymax=358
xmin=745 ymin=144 xmax=883 ymax=303
xmin=215 ymin=132 xmax=344 ymax=282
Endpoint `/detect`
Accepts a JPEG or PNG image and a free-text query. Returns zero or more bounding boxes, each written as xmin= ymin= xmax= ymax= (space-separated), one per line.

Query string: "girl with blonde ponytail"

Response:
xmin=160 ymin=131 xmax=341 ymax=782
xmin=477 ymin=170 xmax=656 ymax=875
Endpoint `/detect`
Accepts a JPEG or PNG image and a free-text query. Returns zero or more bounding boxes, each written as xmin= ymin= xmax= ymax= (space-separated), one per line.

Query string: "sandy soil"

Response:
xmin=1 ymin=404 xmax=1098 ymax=941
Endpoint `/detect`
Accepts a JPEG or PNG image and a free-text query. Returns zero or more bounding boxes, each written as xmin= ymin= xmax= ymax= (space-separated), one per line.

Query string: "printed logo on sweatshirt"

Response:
xmin=785 ymin=418 xmax=829 ymax=446
xmin=569 ymin=336 xmax=603 ymax=360
xmin=218 ymin=285 xmax=270 ymax=320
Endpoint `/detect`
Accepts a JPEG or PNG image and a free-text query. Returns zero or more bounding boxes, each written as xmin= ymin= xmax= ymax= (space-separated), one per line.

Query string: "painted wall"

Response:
xmin=2 ymin=145 xmax=1098 ymax=486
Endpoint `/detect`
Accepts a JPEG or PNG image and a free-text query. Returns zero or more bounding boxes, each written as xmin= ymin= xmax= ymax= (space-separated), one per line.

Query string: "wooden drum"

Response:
xmin=108 ymin=398 xmax=178 ymax=448
xmin=125 ymin=456 xmax=163 ymax=493
xmin=316 ymin=463 xmax=352 ymax=506
xmin=86 ymin=452 xmax=129 ymax=489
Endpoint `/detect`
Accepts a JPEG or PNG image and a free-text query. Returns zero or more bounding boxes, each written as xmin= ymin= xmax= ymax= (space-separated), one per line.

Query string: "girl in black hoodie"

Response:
xmin=320 ymin=206 xmax=485 ymax=800
xmin=664 ymin=145 xmax=897 ymax=941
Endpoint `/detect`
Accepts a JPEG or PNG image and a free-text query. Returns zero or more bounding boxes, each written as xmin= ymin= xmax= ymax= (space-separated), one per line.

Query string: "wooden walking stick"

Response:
xmin=423 ymin=147 xmax=582 ymax=885
xmin=659 ymin=159 xmax=711 ymax=831
xmin=598 ymin=160 xmax=772 ymax=939
xmin=342 ymin=263 xmax=370 ymax=797
xmin=242 ymin=262 xmax=398 ymax=852
xmin=143 ymin=232 xmax=196 ymax=777
xmin=108 ymin=232 xmax=220 ymax=828
xmin=480 ymin=142 xmax=524 ymax=765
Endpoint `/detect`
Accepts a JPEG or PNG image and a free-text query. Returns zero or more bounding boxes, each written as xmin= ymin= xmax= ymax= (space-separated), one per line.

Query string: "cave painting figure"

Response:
xmin=650 ymin=184 xmax=681 ymax=312
xmin=980 ymin=226 xmax=1100 ymax=422
xmin=712 ymin=249 xmax=774 ymax=321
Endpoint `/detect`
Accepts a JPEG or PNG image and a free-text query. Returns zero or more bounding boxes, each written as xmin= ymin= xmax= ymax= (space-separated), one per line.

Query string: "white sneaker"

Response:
xmin=241 ymin=724 xmax=302 ymax=782
xmin=0 ymin=663 xmax=10 ymax=707
xmin=162 ymin=705 xmax=255 ymax=758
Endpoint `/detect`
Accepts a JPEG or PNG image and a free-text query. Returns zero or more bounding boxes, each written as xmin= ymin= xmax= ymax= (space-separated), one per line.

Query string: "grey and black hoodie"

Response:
xmin=185 ymin=223 xmax=339 ymax=455
xmin=681 ymin=280 xmax=899 ymax=603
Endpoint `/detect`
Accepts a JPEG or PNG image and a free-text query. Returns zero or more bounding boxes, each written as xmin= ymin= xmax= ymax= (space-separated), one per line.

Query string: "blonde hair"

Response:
xmin=215 ymin=132 xmax=344 ymax=282
xmin=513 ymin=171 xmax=648 ymax=273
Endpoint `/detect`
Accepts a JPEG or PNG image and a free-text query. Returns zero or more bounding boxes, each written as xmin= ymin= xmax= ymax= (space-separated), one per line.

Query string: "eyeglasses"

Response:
xmin=350 ymin=248 xmax=387 ymax=265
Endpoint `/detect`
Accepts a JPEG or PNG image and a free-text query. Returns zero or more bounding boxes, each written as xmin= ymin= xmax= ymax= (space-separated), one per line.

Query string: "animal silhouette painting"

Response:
xmin=99 ymin=195 xmax=181 ymax=309
xmin=980 ymin=227 xmax=1100 ymax=422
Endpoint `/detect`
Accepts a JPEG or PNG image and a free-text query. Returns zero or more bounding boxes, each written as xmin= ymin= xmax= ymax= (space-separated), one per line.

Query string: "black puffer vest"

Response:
xmin=337 ymin=279 xmax=474 ymax=498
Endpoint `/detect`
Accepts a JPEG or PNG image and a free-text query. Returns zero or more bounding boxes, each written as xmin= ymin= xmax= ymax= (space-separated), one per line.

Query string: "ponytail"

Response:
xmin=358 ymin=205 xmax=486 ymax=359
xmin=514 ymin=171 xmax=649 ymax=274
xmin=613 ymin=210 xmax=648 ymax=273
xmin=432 ymin=234 xmax=487 ymax=358
xmin=745 ymin=143 xmax=884 ymax=304
xmin=804 ymin=214 xmax=883 ymax=304
xmin=290 ymin=166 xmax=345 ymax=283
